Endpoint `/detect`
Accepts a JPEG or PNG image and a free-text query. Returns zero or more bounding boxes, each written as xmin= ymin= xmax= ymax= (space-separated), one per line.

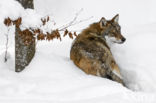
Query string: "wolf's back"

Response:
xmin=70 ymin=33 xmax=124 ymax=85
xmin=71 ymin=33 xmax=110 ymax=74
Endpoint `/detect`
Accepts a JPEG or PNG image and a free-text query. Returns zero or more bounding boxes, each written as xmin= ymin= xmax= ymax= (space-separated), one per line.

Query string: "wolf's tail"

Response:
xmin=110 ymin=70 xmax=125 ymax=86
xmin=107 ymin=64 xmax=125 ymax=86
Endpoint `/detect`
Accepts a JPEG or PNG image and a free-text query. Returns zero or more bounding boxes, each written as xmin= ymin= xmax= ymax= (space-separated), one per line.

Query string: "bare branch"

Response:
xmin=72 ymin=16 xmax=93 ymax=26
xmin=58 ymin=8 xmax=83 ymax=31
xmin=58 ymin=9 xmax=93 ymax=32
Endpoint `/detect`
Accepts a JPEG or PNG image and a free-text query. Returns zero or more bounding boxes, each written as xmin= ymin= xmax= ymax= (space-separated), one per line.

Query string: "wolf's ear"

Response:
xmin=100 ymin=17 xmax=107 ymax=27
xmin=112 ymin=14 xmax=119 ymax=23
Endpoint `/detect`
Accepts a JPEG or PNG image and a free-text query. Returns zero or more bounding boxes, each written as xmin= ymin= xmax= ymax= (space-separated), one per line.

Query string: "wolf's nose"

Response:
xmin=122 ymin=38 xmax=126 ymax=42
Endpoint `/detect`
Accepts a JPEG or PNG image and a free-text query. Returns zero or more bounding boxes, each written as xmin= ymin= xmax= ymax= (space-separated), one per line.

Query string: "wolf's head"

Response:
xmin=99 ymin=14 xmax=126 ymax=44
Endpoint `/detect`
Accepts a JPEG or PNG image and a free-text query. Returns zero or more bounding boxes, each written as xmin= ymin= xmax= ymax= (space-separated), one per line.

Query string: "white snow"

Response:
xmin=112 ymin=24 xmax=156 ymax=92
xmin=0 ymin=0 xmax=24 ymax=22
xmin=0 ymin=0 xmax=57 ymax=35
xmin=0 ymin=0 xmax=156 ymax=103
xmin=20 ymin=9 xmax=43 ymax=30
xmin=20 ymin=9 xmax=57 ymax=34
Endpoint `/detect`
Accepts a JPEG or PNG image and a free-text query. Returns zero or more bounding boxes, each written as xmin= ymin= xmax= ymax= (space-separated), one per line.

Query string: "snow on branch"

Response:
xmin=3 ymin=8 xmax=92 ymax=45
xmin=4 ymin=17 xmax=62 ymax=45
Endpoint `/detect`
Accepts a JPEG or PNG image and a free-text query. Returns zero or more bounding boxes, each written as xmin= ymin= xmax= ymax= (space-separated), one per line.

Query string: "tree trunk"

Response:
xmin=15 ymin=0 xmax=35 ymax=72
xmin=16 ymin=0 xmax=34 ymax=9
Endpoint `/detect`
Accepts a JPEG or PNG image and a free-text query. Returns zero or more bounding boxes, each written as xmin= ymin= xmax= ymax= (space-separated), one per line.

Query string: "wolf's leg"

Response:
xmin=78 ymin=57 xmax=99 ymax=76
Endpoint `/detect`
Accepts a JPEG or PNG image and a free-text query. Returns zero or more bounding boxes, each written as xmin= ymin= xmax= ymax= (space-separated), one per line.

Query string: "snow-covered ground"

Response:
xmin=0 ymin=0 xmax=156 ymax=103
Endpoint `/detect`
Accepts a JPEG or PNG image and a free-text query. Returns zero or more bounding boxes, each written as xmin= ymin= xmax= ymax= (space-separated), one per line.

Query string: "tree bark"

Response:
xmin=15 ymin=0 xmax=35 ymax=72
xmin=16 ymin=0 xmax=34 ymax=9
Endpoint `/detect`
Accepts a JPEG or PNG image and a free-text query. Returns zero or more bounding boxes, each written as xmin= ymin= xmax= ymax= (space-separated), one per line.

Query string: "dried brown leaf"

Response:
xmin=4 ymin=18 xmax=12 ymax=26
xmin=74 ymin=32 xmax=77 ymax=37
xmin=68 ymin=32 xmax=73 ymax=39
xmin=63 ymin=29 xmax=68 ymax=37
xmin=47 ymin=16 xmax=50 ymax=22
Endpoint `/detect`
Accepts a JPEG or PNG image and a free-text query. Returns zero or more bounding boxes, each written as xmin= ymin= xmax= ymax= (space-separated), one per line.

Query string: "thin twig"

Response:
xmin=58 ymin=8 xmax=84 ymax=31
xmin=58 ymin=9 xmax=93 ymax=32
xmin=4 ymin=27 xmax=10 ymax=62
xmin=72 ymin=16 xmax=93 ymax=26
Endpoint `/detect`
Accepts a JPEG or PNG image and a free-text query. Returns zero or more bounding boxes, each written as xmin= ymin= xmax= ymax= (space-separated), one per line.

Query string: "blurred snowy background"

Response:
xmin=0 ymin=0 xmax=156 ymax=103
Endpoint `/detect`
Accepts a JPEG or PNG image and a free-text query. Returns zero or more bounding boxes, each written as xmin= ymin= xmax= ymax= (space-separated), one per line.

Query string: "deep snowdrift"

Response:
xmin=0 ymin=24 xmax=156 ymax=102
xmin=0 ymin=0 xmax=156 ymax=103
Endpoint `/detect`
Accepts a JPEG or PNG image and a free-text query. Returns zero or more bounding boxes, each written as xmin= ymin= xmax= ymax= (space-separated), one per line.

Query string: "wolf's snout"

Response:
xmin=121 ymin=38 xmax=126 ymax=42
